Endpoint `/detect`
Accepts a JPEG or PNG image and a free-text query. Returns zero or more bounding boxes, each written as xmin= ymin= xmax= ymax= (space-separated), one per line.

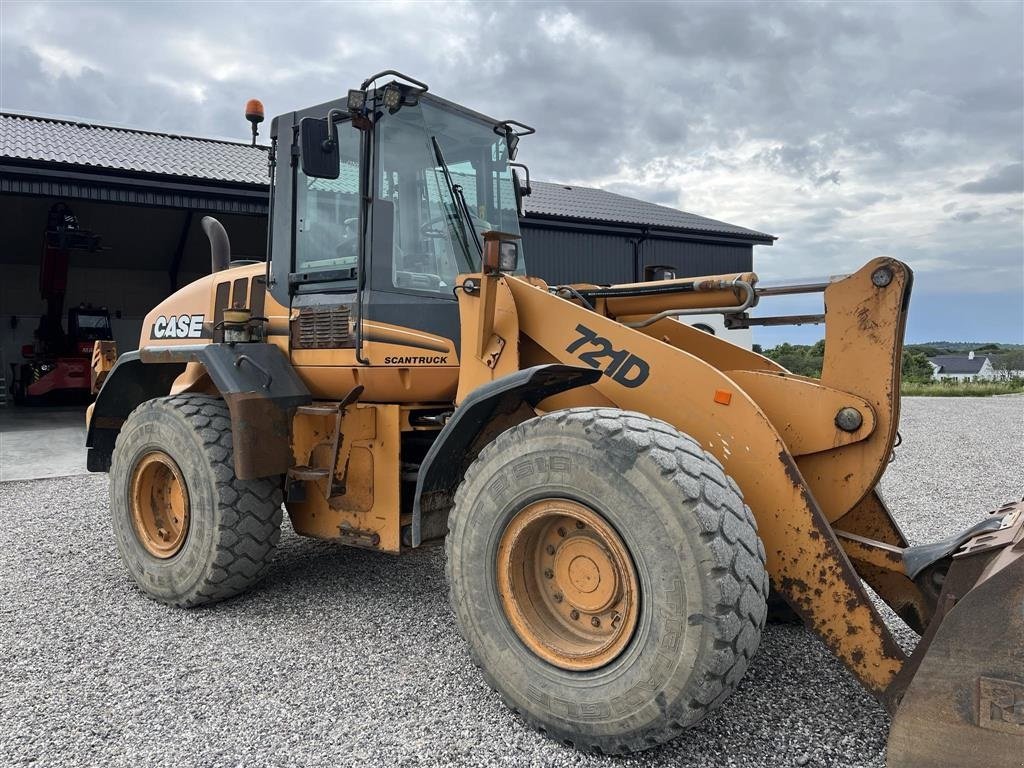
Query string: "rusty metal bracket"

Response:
xmin=955 ymin=501 xmax=1022 ymax=559
xmin=483 ymin=334 xmax=506 ymax=369
xmin=290 ymin=384 xmax=365 ymax=499
xmin=836 ymin=530 xmax=906 ymax=572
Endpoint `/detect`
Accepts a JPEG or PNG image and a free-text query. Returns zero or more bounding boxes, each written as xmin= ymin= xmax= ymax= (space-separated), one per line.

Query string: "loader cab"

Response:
xmin=266 ymin=77 xmax=529 ymax=361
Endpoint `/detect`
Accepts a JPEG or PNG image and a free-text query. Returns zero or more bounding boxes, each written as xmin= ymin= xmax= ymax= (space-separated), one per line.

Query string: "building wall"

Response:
xmin=520 ymin=222 xmax=754 ymax=286
xmin=639 ymin=237 xmax=753 ymax=280
xmin=519 ymin=222 xmax=756 ymax=348
xmin=0 ymin=263 xmax=202 ymax=379
xmin=519 ymin=225 xmax=636 ymax=284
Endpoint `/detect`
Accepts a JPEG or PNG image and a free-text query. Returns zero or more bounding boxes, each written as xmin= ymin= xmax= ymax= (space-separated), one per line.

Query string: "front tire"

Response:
xmin=446 ymin=408 xmax=768 ymax=753
xmin=109 ymin=394 xmax=283 ymax=607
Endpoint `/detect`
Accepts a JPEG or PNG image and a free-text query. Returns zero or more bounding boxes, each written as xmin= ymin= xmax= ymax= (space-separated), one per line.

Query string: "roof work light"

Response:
xmin=347 ymin=89 xmax=367 ymax=113
xmin=244 ymin=99 xmax=265 ymax=147
xmin=382 ymin=83 xmax=403 ymax=113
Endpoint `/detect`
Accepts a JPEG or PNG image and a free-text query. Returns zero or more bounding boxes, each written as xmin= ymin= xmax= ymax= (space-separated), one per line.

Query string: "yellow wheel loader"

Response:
xmin=86 ymin=72 xmax=1023 ymax=767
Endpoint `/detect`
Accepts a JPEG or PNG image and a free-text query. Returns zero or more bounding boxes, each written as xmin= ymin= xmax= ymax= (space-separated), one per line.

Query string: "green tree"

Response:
xmin=905 ymin=344 xmax=942 ymax=357
xmin=992 ymin=350 xmax=1024 ymax=375
xmin=762 ymin=341 xmax=824 ymax=378
xmin=901 ymin=350 xmax=933 ymax=383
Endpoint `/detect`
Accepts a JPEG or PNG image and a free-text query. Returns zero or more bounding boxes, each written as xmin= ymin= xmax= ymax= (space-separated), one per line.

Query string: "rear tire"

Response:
xmin=109 ymin=394 xmax=283 ymax=607
xmin=446 ymin=407 xmax=768 ymax=753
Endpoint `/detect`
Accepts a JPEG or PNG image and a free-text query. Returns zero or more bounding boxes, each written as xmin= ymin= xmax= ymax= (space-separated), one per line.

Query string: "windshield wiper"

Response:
xmin=431 ymin=136 xmax=483 ymax=260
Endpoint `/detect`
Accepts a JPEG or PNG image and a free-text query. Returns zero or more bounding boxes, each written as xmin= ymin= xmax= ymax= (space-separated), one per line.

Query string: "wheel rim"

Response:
xmin=496 ymin=499 xmax=640 ymax=671
xmin=129 ymin=451 xmax=190 ymax=558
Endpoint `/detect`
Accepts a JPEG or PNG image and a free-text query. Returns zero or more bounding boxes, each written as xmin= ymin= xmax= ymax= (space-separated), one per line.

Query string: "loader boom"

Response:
xmin=456 ymin=257 xmax=912 ymax=694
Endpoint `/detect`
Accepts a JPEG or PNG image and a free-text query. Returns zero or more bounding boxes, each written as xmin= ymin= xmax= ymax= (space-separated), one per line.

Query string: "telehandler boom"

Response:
xmin=86 ymin=72 xmax=1022 ymax=767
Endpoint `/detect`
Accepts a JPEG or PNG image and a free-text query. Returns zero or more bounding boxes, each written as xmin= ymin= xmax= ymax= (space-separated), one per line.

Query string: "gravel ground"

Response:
xmin=1 ymin=396 xmax=1021 ymax=768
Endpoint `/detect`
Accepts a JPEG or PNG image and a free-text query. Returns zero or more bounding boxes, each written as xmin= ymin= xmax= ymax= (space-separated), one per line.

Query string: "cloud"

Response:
xmin=958 ymin=162 xmax=1024 ymax=194
xmin=30 ymin=44 xmax=100 ymax=79
xmin=0 ymin=0 xmax=1021 ymax=341
xmin=814 ymin=170 xmax=841 ymax=187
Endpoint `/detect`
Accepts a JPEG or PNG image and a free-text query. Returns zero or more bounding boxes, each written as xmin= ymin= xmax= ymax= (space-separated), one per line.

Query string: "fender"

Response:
xmin=86 ymin=351 xmax=185 ymax=472
xmin=87 ymin=343 xmax=311 ymax=479
xmin=409 ymin=363 xmax=601 ymax=547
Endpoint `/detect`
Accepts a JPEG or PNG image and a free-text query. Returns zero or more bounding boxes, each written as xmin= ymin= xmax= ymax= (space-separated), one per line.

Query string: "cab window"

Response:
xmin=294 ymin=120 xmax=361 ymax=282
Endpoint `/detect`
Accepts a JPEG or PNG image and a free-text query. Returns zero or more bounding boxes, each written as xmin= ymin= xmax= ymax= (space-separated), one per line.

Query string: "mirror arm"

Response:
xmin=321 ymin=108 xmax=346 ymax=149
xmin=493 ymin=120 xmax=536 ymax=137
xmin=509 ymin=162 xmax=532 ymax=196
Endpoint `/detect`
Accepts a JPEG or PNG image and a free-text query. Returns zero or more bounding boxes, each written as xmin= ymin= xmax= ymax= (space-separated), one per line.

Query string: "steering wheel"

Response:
xmin=420 ymin=209 xmax=489 ymax=239
xmin=335 ymin=217 xmax=359 ymax=260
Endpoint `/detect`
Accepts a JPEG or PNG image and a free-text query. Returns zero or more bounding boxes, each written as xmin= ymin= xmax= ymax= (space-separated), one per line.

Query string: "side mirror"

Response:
xmin=299 ymin=117 xmax=340 ymax=179
xmin=510 ymin=163 xmax=532 ymax=217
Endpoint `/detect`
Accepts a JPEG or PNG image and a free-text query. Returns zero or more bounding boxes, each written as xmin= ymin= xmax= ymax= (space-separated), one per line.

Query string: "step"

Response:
xmin=296 ymin=405 xmax=340 ymax=416
xmin=288 ymin=466 xmax=330 ymax=481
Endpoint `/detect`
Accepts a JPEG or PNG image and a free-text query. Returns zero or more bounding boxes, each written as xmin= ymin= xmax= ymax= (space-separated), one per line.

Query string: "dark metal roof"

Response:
xmin=928 ymin=355 xmax=988 ymax=374
xmin=525 ymin=181 xmax=775 ymax=243
xmin=0 ymin=111 xmax=775 ymax=242
xmin=0 ymin=111 xmax=268 ymax=185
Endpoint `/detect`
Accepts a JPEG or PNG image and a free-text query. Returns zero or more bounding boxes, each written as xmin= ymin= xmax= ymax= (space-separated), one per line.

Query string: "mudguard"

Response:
xmin=409 ymin=364 xmax=602 ymax=547
xmin=87 ymin=343 xmax=311 ymax=479
xmin=86 ymin=351 xmax=184 ymax=472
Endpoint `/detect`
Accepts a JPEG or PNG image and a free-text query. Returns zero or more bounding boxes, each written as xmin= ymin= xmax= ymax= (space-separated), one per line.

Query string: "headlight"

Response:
xmin=499 ymin=241 xmax=519 ymax=272
xmin=382 ymin=84 xmax=403 ymax=113
xmin=347 ymin=89 xmax=367 ymax=113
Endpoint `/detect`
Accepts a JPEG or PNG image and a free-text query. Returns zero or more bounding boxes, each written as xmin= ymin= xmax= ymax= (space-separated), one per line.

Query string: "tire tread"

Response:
xmin=111 ymin=394 xmax=282 ymax=607
xmin=446 ymin=407 xmax=769 ymax=754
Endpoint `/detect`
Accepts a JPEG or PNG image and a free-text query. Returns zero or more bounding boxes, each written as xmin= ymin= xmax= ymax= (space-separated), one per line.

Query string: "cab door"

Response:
xmin=360 ymin=99 xmax=472 ymax=397
xmin=273 ymin=108 xmax=460 ymax=403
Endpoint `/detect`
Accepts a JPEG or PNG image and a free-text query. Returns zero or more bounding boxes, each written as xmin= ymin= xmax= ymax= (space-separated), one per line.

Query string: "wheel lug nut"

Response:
xmin=545 ymin=544 xmax=556 ymax=555
xmin=570 ymin=609 xmax=580 ymax=620
xmin=557 ymin=527 xmax=567 ymax=538
xmin=544 ymin=568 xmax=554 ymax=579
xmin=591 ymin=617 xmax=600 ymax=628
xmin=575 ymin=521 xmax=585 ymax=529
xmin=611 ymin=613 xmax=621 ymax=628
xmin=553 ymin=592 xmax=563 ymax=603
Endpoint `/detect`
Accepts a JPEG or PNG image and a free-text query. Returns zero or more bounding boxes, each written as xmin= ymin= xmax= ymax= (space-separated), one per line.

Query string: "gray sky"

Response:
xmin=2 ymin=0 xmax=1021 ymax=344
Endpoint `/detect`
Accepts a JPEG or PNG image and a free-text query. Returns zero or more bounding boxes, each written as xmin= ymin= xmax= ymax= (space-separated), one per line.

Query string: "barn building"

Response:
xmin=0 ymin=111 xmax=775 ymax=375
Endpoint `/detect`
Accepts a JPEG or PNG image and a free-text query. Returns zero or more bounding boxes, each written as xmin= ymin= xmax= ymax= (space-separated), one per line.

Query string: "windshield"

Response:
xmin=70 ymin=311 xmax=112 ymax=341
xmin=374 ymin=99 xmax=524 ymax=295
xmin=75 ymin=313 xmax=109 ymax=328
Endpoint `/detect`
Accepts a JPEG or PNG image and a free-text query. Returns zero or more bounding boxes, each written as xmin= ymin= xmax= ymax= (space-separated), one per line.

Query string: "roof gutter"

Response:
xmin=0 ymin=161 xmax=269 ymax=216
xmin=0 ymin=159 xmax=269 ymax=196
xmin=519 ymin=214 xmax=776 ymax=246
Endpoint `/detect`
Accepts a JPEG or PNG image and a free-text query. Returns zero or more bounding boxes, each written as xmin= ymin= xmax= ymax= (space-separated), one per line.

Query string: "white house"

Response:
xmin=928 ymin=351 xmax=996 ymax=381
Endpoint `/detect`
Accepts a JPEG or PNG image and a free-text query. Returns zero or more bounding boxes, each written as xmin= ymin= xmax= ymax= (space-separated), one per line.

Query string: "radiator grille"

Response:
xmin=292 ymin=305 xmax=354 ymax=349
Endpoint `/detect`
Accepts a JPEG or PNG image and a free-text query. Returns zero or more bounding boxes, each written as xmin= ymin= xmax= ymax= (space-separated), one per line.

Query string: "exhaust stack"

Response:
xmin=201 ymin=216 xmax=230 ymax=273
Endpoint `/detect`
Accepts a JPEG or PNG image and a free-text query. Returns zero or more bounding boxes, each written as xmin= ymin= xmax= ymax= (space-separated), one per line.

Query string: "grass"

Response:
xmin=900 ymin=379 xmax=1024 ymax=397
